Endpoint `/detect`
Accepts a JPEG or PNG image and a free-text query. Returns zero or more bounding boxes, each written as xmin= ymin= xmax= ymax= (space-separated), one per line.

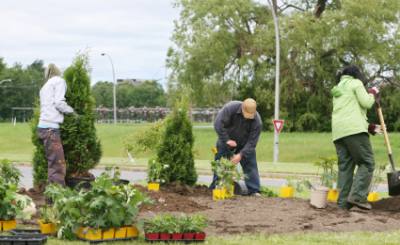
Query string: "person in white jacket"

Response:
xmin=37 ymin=64 xmax=75 ymax=187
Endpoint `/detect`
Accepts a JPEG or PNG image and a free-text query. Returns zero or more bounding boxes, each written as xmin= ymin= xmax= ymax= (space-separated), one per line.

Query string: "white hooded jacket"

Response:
xmin=38 ymin=76 xmax=74 ymax=128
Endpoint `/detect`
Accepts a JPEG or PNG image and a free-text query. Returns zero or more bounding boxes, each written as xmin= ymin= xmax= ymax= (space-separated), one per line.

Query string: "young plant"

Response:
xmin=260 ymin=186 xmax=278 ymax=197
xmin=211 ymin=158 xmax=242 ymax=189
xmin=314 ymin=156 xmax=338 ymax=188
xmin=0 ymin=159 xmax=22 ymax=185
xmin=40 ymin=205 xmax=58 ymax=224
xmin=190 ymin=215 xmax=207 ymax=233
xmin=147 ymin=158 xmax=164 ymax=183
xmin=0 ymin=178 xmax=32 ymax=221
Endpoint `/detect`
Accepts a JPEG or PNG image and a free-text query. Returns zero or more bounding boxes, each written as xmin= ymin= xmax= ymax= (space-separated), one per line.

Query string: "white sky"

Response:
xmin=0 ymin=0 xmax=179 ymax=85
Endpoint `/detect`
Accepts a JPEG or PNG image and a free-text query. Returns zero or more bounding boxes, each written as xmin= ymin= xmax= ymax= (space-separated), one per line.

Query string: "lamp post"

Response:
xmin=101 ymin=53 xmax=117 ymax=124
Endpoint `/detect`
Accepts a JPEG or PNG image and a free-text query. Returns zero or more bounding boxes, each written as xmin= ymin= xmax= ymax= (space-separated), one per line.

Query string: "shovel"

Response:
xmin=376 ymin=101 xmax=400 ymax=196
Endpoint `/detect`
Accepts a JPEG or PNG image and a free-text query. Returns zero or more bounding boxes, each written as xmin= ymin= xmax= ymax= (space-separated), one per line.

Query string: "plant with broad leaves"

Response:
xmin=0 ymin=159 xmax=22 ymax=185
xmin=211 ymin=158 xmax=242 ymax=189
xmin=314 ymin=156 xmax=338 ymax=188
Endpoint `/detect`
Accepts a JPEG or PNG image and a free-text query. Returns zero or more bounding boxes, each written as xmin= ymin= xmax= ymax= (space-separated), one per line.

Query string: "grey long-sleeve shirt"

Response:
xmin=214 ymin=101 xmax=262 ymax=158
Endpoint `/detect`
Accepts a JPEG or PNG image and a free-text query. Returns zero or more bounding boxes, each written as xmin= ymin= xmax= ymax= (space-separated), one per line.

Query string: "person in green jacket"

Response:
xmin=331 ymin=65 xmax=381 ymax=210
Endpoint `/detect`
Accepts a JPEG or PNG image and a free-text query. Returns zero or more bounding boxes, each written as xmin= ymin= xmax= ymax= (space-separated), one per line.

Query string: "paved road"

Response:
xmin=17 ymin=166 xmax=388 ymax=192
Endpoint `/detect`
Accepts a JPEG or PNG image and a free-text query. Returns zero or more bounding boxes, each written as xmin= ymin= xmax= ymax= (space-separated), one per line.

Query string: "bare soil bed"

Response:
xmin=138 ymin=184 xmax=400 ymax=235
xmin=25 ymin=184 xmax=400 ymax=236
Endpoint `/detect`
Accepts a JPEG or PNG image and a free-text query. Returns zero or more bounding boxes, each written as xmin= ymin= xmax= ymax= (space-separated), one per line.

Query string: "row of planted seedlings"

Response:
xmin=42 ymin=168 xmax=151 ymax=242
xmin=144 ymin=214 xmax=207 ymax=242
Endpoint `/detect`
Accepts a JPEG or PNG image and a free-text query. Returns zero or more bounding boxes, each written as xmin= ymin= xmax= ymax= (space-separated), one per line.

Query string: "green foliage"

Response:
xmin=124 ymin=120 xmax=165 ymax=156
xmin=314 ymin=156 xmax=338 ymax=188
xmin=370 ymin=164 xmax=386 ymax=192
xmin=44 ymin=169 xmax=149 ymax=239
xmin=260 ymin=186 xmax=278 ymax=197
xmin=92 ymin=80 xmax=166 ymax=108
xmin=31 ymin=104 xmax=48 ymax=189
xmin=211 ymin=158 xmax=242 ymax=189
xmin=0 ymin=178 xmax=32 ymax=220
xmin=144 ymin=214 xmax=207 ymax=233
xmin=168 ymin=0 xmax=400 ymax=131
xmin=0 ymin=159 xmax=21 ymax=185
xmin=156 ymin=101 xmax=197 ymax=185
xmin=147 ymin=158 xmax=165 ymax=183
xmin=62 ymin=54 xmax=102 ymax=176
xmin=40 ymin=205 xmax=58 ymax=224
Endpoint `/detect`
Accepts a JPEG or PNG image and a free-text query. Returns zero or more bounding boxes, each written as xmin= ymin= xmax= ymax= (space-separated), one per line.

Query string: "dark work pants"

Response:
xmin=37 ymin=128 xmax=67 ymax=186
xmin=209 ymin=146 xmax=260 ymax=194
xmin=334 ymin=133 xmax=375 ymax=209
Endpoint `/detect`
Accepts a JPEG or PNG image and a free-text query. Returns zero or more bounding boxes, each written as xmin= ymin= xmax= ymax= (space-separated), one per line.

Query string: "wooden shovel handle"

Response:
xmin=376 ymin=105 xmax=393 ymax=155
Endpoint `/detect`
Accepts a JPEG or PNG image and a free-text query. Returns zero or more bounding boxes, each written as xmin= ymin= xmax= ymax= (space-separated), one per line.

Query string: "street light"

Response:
xmin=101 ymin=53 xmax=117 ymax=124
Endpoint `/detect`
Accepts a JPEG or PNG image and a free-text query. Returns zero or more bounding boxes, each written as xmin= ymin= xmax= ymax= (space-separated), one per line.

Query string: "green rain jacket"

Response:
xmin=331 ymin=75 xmax=375 ymax=141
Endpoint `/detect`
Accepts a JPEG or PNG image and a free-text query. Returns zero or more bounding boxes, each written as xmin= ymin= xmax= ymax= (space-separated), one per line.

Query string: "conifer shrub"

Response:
xmin=156 ymin=101 xmax=197 ymax=185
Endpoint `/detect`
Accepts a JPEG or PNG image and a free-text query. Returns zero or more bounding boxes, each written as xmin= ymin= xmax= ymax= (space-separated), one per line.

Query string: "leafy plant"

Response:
xmin=0 ymin=178 xmax=32 ymax=220
xmin=40 ymin=205 xmax=58 ymax=224
xmin=144 ymin=214 xmax=207 ymax=233
xmin=147 ymin=158 xmax=165 ymax=183
xmin=260 ymin=186 xmax=278 ymax=197
xmin=211 ymin=158 xmax=242 ymax=189
xmin=314 ymin=156 xmax=338 ymax=188
xmin=190 ymin=214 xmax=207 ymax=232
xmin=44 ymin=170 xmax=150 ymax=240
xmin=0 ymin=159 xmax=22 ymax=185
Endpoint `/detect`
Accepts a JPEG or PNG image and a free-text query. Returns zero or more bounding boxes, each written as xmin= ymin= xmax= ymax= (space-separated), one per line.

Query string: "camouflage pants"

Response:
xmin=37 ymin=128 xmax=66 ymax=186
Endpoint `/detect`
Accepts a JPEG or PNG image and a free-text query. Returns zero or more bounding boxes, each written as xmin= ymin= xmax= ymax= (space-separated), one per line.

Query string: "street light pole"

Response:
xmin=101 ymin=53 xmax=117 ymax=124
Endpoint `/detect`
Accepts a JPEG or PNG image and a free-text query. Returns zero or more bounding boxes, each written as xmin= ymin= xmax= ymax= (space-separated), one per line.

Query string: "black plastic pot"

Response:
xmin=10 ymin=230 xmax=41 ymax=235
xmin=66 ymin=176 xmax=95 ymax=190
xmin=0 ymin=234 xmax=47 ymax=245
xmin=114 ymin=179 xmax=130 ymax=186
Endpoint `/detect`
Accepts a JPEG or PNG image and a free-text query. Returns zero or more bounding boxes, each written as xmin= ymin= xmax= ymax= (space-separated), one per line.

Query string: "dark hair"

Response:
xmin=336 ymin=65 xmax=367 ymax=85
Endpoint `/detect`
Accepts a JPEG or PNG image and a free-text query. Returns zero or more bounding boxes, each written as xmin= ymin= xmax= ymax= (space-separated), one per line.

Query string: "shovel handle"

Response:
xmin=376 ymin=103 xmax=396 ymax=170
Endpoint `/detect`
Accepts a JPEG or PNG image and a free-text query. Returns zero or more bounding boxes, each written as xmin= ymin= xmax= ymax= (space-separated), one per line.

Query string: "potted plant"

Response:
xmin=314 ymin=157 xmax=338 ymax=202
xmin=211 ymin=158 xmax=242 ymax=200
xmin=191 ymin=215 xmax=207 ymax=241
xmin=0 ymin=170 xmax=32 ymax=231
xmin=147 ymin=158 xmax=163 ymax=191
xmin=38 ymin=206 xmax=57 ymax=235
xmin=144 ymin=216 xmax=162 ymax=241
xmin=171 ymin=215 xmax=184 ymax=241
xmin=280 ymin=177 xmax=295 ymax=198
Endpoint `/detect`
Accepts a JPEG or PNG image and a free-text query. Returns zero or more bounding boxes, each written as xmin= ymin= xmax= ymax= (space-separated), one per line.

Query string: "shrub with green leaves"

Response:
xmin=0 ymin=159 xmax=22 ymax=185
xmin=44 ymin=169 xmax=149 ymax=240
xmin=62 ymin=54 xmax=102 ymax=176
xmin=156 ymin=101 xmax=197 ymax=185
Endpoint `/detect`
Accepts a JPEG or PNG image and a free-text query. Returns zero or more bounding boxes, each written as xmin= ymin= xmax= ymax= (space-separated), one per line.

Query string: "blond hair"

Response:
xmin=44 ymin=63 xmax=61 ymax=81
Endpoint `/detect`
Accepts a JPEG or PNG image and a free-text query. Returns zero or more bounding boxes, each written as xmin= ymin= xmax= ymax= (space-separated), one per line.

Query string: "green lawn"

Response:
xmin=45 ymin=231 xmax=400 ymax=245
xmin=1 ymin=123 xmax=399 ymax=174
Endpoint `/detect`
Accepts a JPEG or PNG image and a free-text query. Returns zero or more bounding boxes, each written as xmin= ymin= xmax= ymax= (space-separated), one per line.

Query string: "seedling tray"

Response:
xmin=145 ymin=238 xmax=205 ymax=243
xmin=79 ymin=237 xmax=137 ymax=244
xmin=0 ymin=234 xmax=47 ymax=245
xmin=10 ymin=230 xmax=42 ymax=235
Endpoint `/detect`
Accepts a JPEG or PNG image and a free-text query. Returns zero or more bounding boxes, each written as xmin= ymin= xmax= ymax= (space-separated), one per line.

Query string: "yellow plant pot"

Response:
xmin=279 ymin=186 xmax=294 ymax=198
xmin=85 ymin=227 xmax=102 ymax=241
xmin=115 ymin=227 xmax=127 ymax=239
xmin=38 ymin=220 xmax=56 ymax=234
xmin=327 ymin=189 xmax=339 ymax=202
xmin=126 ymin=226 xmax=139 ymax=238
xmin=213 ymin=188 xmax=226 ymax=200
xmin=147 ymin=182 xmax=160 ymax=191
xmin=223 ymin=185 xmax=234 ymax=198
xmin=102 ymin=228 xmax=115 ymax=240
xmin=368 ymin=192 xmax=380 ymax=202
xmin=1 ymin=220 xmax=17 ymax=231
xmin=76 ymin=227 xmax=85 ymax=239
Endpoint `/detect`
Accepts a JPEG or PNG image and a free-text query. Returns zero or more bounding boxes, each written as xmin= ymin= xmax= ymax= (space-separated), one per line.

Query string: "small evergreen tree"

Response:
xmin=156 ymin=100 xmax=197 ymax=186
xmin=62 ymin=54 xmax=102 ymax=176
xmin=31 ymin=105 xmax=48 ymax=190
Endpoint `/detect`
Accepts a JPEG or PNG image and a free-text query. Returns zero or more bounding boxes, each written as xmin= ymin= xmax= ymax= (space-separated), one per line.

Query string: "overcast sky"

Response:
xmin=0 ymin=0 xmax=179 ymax=85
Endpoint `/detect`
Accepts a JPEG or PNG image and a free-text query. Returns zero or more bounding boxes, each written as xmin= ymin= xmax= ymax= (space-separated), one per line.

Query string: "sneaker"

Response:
xmin=250 ymin=192 xmax=262 ymax=197
xmin=347 ymin=198 xmax=371 ymax=210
